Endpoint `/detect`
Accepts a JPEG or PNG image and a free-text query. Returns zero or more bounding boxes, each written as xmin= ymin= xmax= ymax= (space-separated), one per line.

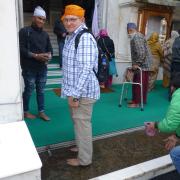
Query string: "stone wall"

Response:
xmin=0 ymin=0 xmax=23 ymax=123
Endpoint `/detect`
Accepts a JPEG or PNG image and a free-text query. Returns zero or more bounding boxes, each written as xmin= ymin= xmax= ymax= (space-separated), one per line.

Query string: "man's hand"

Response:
xmin=164 ymin=135 xmax=178 ymax=150
xmin=33 ymin=53 xmax=49 ymax=62
xmin=146 ymin=122 xmax=156 ymax=129
xmin=68 ymin=96 xmax=79 ymax=108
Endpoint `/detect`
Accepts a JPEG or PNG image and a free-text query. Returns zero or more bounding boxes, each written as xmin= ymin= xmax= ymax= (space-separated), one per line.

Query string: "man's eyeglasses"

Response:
xmin=63 ymin=18 xmax=79 ymax=23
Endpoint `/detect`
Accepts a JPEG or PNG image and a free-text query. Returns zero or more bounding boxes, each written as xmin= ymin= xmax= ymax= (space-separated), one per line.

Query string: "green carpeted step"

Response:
xmin=49 ymin=56 xmax=59 ymax=64
xmin=45 ymin=84 xmax=61 ymax=89
xmin=25 ymin=82 xmax=170 ymax=147
xmin=47 ymin=76 xmax=62 ymax=79
xmin=46 ymin=57 xmax=62 ymax=88
xmin=48 ymin=68 xmax=61 ymax=71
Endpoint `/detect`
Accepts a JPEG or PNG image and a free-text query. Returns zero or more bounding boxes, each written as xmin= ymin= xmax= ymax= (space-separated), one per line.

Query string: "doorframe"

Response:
xmin=137 ymin=5 xmax=173 ymax=38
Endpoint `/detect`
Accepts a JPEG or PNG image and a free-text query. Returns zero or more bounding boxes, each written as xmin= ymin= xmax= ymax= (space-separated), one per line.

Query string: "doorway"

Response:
xmin=137 ymin=5 xmax=173 ymax=41
xmin=23 ymin=0 xmax=95 ymax=28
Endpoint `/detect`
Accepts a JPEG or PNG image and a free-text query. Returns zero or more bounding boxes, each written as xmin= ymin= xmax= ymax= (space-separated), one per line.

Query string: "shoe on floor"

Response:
xmin=24 ymin=112 xmax=36 ymax=119
xmin=38 ymin=112 xmax=50 ymax=121
xmin=128 ymin=103 xmax=140 ymax=108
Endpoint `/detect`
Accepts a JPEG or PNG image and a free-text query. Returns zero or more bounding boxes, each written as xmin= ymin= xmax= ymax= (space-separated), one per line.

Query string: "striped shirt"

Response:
xmin=61 ymin=24 xmax=100 ymax=100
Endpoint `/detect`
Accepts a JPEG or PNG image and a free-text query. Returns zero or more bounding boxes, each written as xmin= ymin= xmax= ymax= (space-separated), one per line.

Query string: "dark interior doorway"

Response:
xmin=23 ymin=0 xmax=49 ymax=13
xmin=23 ymin=0 xmax=95 ymax=28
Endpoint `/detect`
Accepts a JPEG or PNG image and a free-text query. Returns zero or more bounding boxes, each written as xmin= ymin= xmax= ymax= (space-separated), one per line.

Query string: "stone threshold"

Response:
xmin=90 ymin=155 xmax=175 ymax=180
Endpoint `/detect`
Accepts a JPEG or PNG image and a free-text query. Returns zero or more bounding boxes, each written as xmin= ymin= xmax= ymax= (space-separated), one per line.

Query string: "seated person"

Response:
xmin=147 ymin=72 xmax=180 ymax=173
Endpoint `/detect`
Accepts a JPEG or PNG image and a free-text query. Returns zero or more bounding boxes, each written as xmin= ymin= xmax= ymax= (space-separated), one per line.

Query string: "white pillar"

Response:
xmin=0 ymin=0 xmax=23 ymax=124
xmin=17 ymin=0 xmax=24 ymax=29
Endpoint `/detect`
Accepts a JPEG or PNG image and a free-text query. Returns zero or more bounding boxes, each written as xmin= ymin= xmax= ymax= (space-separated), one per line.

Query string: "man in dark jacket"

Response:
xmin=53 ymin=12 xmax=67 ymax=68
xmin=19 ymin=6 xmax=52 ymax=121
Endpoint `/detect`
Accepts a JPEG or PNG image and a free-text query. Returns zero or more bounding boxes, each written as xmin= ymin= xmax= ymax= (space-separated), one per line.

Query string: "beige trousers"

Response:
xmin=70 ymin=98 xmax=96 ymax=165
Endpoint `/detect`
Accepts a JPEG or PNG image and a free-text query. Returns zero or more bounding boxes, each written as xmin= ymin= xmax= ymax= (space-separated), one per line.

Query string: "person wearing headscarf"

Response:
xmin=127 ymin=22 xmax=151 ymax=108
xmin=147 ymin=32 xmax=163 ymax=91
xmin=61 ymin=4 xmax=100 ymax=166
xmin=96 ymin=29 xmax=115 ymax=88
xmin=19 ymin=6 xmax=53 ymax=121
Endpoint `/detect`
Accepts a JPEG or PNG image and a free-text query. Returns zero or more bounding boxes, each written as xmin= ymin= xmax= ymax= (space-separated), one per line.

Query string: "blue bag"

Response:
xmin=109 ymin=58 xmax=118 ymax=75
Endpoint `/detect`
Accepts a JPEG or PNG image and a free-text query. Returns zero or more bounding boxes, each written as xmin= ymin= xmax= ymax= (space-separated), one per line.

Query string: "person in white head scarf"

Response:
xmin=19 ymin=6 xmax=52 ymax=121
xmin=33 ymin=6 xmax=46 ymax=18
xmin=32 ymin=6 xmax=46 ymax=29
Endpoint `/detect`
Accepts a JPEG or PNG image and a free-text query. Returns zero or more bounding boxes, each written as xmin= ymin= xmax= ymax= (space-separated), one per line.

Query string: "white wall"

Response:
xmin=102 ymin=0 xmax=163 ymax=84
xmin=104 ymin=0 xmax=139 ymax=83
xmin=0 ymin=0 xmax=23 ymax=123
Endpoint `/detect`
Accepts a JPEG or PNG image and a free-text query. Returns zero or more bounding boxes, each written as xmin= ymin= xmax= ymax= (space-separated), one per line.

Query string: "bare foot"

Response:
xmin=67 ymin=158 xmax=80 ymax=166
xmin=127 ymin=100 xmax=134 ymax=104
xmin=70 ymin=147 xmax=78 ymax=152
xmin=128 ymin=103 xmax=140 ymax=108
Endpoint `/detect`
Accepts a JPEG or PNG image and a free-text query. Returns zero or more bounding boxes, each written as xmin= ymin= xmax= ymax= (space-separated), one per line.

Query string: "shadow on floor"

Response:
xmin=151 ymin=170 xmax=180 ymax=180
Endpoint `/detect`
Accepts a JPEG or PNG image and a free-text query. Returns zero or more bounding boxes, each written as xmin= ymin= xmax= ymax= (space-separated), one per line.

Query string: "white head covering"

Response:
xmin=33 ymin=6 xmax=46 ymax=18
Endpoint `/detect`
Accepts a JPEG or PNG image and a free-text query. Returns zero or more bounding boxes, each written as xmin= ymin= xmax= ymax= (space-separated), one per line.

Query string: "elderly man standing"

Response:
xmin=61 ymin=4 xmax=100 ymax=166
xmin=127 ymin=23 xmax=151 ymax=108
xmin=19 ymin=6 xmax=52 ymax=121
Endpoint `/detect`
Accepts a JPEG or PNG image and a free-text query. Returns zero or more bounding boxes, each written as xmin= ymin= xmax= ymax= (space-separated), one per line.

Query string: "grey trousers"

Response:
xmin=70 ymin=98 xmax=96 ymax=165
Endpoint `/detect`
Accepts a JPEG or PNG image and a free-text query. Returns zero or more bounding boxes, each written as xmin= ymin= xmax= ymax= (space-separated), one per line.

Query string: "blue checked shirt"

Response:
xmin=61 ymin=24 xmax=100 ymax=100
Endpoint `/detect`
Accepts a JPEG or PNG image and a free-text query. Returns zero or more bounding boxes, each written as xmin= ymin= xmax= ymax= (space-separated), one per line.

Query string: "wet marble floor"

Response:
xmin=39 ymin=130 xmax=179 ymax=180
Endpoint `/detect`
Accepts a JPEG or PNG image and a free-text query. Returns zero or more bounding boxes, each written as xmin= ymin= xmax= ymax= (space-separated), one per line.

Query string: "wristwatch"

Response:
xmin=73 ymin=98 xmax=79 ymax=102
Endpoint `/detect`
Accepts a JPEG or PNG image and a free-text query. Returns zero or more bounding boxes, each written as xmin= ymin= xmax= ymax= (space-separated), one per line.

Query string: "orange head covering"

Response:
xmin=61 ymin=5 xmax=85 ymax=20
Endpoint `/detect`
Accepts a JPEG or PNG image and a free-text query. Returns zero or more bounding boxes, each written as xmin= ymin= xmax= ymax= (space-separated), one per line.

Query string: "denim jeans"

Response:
xmin=22 ymin=69 xmax=47 ymax=112
xmin=170 ymin=146 xmax=180 ymax=173
xmin=58 ymin=41 xmax=64 ymax=67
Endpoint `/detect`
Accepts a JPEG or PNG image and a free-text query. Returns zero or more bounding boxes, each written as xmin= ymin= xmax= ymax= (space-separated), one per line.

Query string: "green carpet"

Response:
xmin=25 ymin=82 xmax=169 ymax=147
xmin=49 ymin=56 xmax=59 ymax=64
